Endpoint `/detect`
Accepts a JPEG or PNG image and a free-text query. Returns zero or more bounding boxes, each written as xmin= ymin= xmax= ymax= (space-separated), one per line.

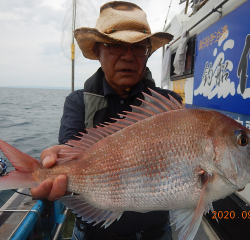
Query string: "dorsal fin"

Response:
xmin=57 ymin=88 xmax=184 ymax=163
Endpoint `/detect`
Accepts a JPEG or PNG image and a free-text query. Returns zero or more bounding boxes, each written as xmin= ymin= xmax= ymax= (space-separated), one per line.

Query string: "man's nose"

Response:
xmin=121 ymin=46 xmax=135 ymax=60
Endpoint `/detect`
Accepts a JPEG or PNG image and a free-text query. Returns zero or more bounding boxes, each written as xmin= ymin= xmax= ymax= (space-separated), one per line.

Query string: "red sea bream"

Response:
xmin=0 ymin=89 xmax=249 ymax=240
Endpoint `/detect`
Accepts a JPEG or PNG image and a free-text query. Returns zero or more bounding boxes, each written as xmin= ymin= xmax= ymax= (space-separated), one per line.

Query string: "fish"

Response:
xmin=0 ymin=88 xmax=250 ymax=240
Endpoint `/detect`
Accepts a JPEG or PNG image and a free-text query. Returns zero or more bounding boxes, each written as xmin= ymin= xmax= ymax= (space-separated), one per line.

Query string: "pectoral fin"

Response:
xmin=170 ymin=172 xmax=213 ymax=240
xmin=59 ymin=196 xmax=123 ymax=228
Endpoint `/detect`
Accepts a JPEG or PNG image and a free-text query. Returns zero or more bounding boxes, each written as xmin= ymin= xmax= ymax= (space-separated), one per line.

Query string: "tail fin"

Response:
xmin=0 ymin=140 xmax=42 ymax=190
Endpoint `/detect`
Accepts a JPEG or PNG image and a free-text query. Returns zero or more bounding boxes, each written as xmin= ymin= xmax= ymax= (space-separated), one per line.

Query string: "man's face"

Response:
xmin=94 ymin=39 xmax=149 ymax=95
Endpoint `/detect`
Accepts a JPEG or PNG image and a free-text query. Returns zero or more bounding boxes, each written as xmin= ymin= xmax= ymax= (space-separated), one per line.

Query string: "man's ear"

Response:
xmin=92 ymin=43 xmax=100 ymax=60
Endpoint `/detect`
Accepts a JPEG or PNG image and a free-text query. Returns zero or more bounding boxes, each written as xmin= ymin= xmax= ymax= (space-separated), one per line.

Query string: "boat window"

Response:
xmin=170 ymin=35 xmax=196 ymax=81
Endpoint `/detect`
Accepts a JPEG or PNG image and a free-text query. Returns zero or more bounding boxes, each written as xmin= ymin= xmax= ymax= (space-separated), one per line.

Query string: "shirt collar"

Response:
xmin=103 ymin=77 xmax=144 ymax=98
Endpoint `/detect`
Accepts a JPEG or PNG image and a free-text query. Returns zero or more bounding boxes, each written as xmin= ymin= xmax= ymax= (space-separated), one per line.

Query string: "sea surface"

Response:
xmin=0 ymin=87 xmax=71 ymax=207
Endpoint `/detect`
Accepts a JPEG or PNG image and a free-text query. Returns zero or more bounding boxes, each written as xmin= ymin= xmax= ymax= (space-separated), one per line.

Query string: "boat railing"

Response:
xmin=0 ymin=205 xmax=42 ymax=240
xmin=0 ymin=189 xmax=70 ymax=240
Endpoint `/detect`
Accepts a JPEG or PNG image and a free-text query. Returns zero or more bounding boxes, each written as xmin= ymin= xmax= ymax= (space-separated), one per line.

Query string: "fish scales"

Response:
xmin=36 ymin=109 xmax=216 ymax=211
xmin=1 ymin=89 xmax=250 ymax=240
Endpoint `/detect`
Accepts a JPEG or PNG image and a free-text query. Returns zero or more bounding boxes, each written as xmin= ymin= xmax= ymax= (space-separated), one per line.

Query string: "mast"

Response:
xmin=71 ymin=0 xmax=77 ymax=92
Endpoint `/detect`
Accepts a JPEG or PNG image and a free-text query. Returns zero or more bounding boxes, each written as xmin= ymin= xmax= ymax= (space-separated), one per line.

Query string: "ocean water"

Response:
xmin=0 ymin=87 xmax=71 ymax=206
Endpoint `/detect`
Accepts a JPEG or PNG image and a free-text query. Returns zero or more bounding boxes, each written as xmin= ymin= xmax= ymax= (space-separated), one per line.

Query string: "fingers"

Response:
xmin=30 ymin=175 xmax=68 ymax=201
xmin=41 ymin=145 xmax=61 ymax=168
xmin=41 ymin=145 xmax=71 ymax=168
xmin=47 ymin=175 xmax=68 ymax=201
xmin=31 ymin=178 xmax=54 ymax=199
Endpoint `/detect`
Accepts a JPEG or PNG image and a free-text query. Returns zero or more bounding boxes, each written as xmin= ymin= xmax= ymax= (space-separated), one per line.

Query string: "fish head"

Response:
xmin=212 ymin=112 xmax=250 ymax=191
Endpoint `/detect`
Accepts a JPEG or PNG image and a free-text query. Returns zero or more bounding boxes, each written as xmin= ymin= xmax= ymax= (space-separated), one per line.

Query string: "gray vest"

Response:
xmin=84 ymin=92 xmax=108 ymax=129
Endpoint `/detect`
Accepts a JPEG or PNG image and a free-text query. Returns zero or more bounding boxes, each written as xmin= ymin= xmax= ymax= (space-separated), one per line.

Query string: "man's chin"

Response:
xmin=118 ymin=80 xmax=140 ymax=89
xmin=116 ymin=76 xmax=141 ymax=86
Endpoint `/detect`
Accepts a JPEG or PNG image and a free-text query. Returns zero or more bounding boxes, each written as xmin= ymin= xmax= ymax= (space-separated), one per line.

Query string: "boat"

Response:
xmin=161 ymin=0 xmax=250 ymax=239
xmin=1 ymin=0 xmax=250 ymax=239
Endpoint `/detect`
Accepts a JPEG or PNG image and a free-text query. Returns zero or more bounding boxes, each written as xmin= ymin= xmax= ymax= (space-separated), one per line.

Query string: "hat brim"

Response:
xmin=74 ymin=27 xmax=173 ymax=60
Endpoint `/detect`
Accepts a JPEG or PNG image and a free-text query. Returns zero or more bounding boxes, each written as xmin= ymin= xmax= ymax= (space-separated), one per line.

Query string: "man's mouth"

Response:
xmin=120 ymin=69 xmax=134 ymax=72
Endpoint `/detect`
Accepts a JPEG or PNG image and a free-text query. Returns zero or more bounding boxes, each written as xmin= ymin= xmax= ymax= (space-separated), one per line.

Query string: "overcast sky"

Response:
xmin=0 ymin=0 xmax=184 ymax=89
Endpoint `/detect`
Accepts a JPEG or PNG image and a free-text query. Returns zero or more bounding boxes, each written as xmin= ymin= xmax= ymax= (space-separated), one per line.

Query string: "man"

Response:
xmin=31 ymin=1 xmax=182 ymax=239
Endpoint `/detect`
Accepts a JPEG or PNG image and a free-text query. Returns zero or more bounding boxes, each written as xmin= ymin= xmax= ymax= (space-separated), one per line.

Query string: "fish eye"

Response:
xmin=237 ymin=134 xmax=249 ymax=146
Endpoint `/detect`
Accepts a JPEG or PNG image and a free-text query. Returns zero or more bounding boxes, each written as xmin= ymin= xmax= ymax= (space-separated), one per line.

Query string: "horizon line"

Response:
xmin=0 ymin=86 xmax=84 ymax=90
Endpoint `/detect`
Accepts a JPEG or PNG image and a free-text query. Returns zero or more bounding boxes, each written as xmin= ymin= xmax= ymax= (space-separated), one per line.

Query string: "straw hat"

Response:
xmin=74 ymin=1 xmax=173 ymax=60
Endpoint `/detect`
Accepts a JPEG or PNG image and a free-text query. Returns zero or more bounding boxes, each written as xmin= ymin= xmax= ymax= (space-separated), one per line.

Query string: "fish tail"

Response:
xmin=0 ymin=140 xmax=42 ymax=190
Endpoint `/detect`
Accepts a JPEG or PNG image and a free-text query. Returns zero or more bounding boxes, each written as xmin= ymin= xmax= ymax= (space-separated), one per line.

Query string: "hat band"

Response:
xmin=104 ymin=29 xmax=150 ymax=34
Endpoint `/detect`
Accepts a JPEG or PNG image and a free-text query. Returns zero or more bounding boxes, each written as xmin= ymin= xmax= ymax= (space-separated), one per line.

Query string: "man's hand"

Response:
xmin=30 ymin=145 xmax=70 ymax=201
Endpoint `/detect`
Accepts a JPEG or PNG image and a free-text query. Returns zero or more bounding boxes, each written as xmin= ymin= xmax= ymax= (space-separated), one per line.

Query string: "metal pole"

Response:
xmin=187 ymin=0 xmax=229 ymax=33
xmin=185 ymin=0 xmax=189 ymax=14
xmin=71 ymin=0 xmax=77 ymax=92
xmin=163 ymin=0 xmax=173 ymax=31
xmin=52 ymin=208 xmax=70 ymax=240
xmin=71 ymin=58 xmax=74 ymax=92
